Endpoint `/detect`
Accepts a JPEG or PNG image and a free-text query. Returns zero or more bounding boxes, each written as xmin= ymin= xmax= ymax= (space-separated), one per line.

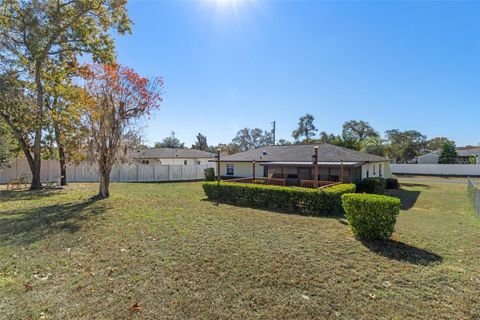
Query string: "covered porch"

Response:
xmin=261 ymin=161 xmax=363 ymax=185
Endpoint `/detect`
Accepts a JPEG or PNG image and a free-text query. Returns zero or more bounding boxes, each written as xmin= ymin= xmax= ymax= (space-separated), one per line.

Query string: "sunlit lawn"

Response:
xmin=0 ymin=180 xmax=479 ymax=319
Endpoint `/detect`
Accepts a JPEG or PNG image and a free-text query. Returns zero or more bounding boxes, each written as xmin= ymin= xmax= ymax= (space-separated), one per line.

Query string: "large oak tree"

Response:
xmin=0 ymin=0 xmax=130 ymax=189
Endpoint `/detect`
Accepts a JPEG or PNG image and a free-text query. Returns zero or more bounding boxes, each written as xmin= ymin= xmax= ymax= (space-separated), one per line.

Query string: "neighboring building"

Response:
xmin=214 ymin=144 xmax=392 ymax=183
xmin=130 ymin=148 xmax=216 ymax=165
xmin=417 ymin=151 xmax=440 ymax=164
xmin=457 ymin=148 xmax=480 ymax=164
xmin=417 ymin=148 xmax=480 ymax=165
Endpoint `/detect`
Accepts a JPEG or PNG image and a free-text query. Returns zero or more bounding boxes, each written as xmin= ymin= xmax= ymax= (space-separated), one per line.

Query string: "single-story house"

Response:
xmin=417 ymin=148 xmax=480 ymax=165
xmin=130 ymin=148 xmax=216 ymax=165
xmin=214 ymin=144 xmax=392 ymax=184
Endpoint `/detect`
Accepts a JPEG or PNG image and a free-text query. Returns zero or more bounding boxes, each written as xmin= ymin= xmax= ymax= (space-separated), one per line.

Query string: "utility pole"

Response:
xmin=271 ymin=121 xmax=276 ymax=145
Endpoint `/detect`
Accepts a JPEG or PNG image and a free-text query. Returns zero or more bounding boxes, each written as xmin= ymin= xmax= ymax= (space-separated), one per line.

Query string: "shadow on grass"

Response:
xmin=386 ymin=189 xmax=421 ymax=210
xmin=0 ymin=188 xmax=60 ymax=202
xmin=362 ymin=239 xmax=442 ymax=266
xmin=201 ymin=198 xmax=344 ymax=219
xmin=0 ymin=197 xmax=105 ymax=246
xmin=400 ymin=183 xmax=437 ymax=189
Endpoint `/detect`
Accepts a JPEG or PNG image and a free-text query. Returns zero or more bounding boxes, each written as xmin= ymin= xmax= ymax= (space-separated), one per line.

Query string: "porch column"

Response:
xmin=340 ymin=160 xmax=344 ymax=183
xmin=313 ymin=146 xmax=319 ymax=182
xmin=216 ymin=149 xmax=221 ymax=181
xmin=252 ymin=160 xmax=256 ymax=179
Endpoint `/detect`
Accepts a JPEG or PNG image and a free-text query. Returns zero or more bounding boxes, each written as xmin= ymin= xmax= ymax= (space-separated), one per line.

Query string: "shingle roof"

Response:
xmin=130 ymin=148 xmax=216 ymax=159
xmin=457 ymin=148 xmax=480 ymax=157
xmin=220 ymin=144 xmax=389 ymax=163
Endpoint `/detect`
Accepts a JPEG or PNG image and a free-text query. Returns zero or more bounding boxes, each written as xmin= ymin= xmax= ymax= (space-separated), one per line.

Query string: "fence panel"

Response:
xmin=391 ymin=164 xmax=480 ymax=176
xmin=467 ymin=178 xmax=480 ymax=217
xmin=0 ymin=159 xmax=215 ymax=184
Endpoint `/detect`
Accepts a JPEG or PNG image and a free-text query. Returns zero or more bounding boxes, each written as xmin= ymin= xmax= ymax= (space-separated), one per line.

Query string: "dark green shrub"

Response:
xmin=204 ymin=168 xmax=215 ymax=181
xmin=342 ymin=193 xmax=401 ymax=240
xmin=356 ymin=177 xmax=386 ymax=194
xmin=202 ymin=182 xmax=356 ymax=215
xmin=386 ymin=178 xmax=399 ymax=189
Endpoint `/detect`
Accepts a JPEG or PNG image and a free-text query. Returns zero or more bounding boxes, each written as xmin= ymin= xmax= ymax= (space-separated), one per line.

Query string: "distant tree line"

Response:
xmin=151 ymin=113 xmax=469 ymax=162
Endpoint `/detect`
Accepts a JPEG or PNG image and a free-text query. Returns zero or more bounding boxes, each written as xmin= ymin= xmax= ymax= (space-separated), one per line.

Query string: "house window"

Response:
xmin=379 ymin=164 xmax=382 ymax=177
xmin=373 ymin=164 xmax=376 ymax=175
xmin=226 ymin=164 xmax=234 ymax=176
xmin=366 ymin=170 xmax=369 ymax=178
xmin=196 ymin=161 xmax=201 ymax=165
xmin=141 ymin=160 xmax=149 ymax=165
xmin=184 ymin=160 xmax=188 ymax=165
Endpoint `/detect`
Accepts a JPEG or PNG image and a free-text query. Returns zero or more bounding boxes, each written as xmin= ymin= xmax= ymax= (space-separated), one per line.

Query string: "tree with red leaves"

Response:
xmin=81 ymin=64 xmax=163 ymax=198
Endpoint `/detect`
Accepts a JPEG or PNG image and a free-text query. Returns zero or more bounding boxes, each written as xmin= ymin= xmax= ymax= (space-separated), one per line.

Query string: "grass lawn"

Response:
xmin=0 ymin=180 xmax=479 ymax=319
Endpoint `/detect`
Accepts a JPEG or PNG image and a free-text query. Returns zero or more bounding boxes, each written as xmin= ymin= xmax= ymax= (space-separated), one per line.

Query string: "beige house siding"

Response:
xmin=219 ymin=162 xmax=266 ymax=177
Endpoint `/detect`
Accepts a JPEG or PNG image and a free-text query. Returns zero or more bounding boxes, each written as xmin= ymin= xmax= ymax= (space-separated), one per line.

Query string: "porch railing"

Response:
xmin=226 ymin=177 xmax=287 ymax=186
xmin=299 ymin=180 xmax=340 ymax=189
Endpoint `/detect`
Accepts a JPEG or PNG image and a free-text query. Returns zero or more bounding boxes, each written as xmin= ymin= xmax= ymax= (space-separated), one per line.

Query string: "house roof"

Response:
xmin=130 ymin=148 xmax=216 ymax=159
xmin=260 ymin=161 xmax=363 ymax=167
xmin=420 ymin=148 xmax=480 ymax=158
xmin=219 ymin=144 xmax=389 ymax=163
xmin=457 ymin=148 xmax=480 ymax=157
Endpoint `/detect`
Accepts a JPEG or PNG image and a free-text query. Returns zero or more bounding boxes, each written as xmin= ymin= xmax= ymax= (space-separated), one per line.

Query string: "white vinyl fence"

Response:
xmin=0 ymin=159 xmax=215 ymax=184
xmin=467 ymin=178 xmax=480 ymax=217
xmin=391 ymin=164 xmax=480 ymax=176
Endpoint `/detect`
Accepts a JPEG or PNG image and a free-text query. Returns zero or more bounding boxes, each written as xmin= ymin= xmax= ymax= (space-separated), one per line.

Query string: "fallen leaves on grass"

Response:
xmin=129 ymin=302 xmax=141 ymax=313
xmin=24 ymin=282 xmax=32 ymax=292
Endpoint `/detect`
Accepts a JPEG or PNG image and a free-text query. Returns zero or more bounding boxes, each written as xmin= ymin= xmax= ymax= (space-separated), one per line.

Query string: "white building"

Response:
xmin=130 ymin=148 xmax=216 ymax=166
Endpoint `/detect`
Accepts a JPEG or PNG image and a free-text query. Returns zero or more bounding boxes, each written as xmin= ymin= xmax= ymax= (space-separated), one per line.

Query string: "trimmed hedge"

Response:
xmin=342 ymin=193 xmax=401 ymax=240
xmin=204 ymin=168 xmax=215 ymax=181
xmin=386 ymin=178 xmax=400 ymax=189
xmin=203 ymin=182 xmax=356 ymax=215
xmin=356 ymin=177 xmax=386 ymax=194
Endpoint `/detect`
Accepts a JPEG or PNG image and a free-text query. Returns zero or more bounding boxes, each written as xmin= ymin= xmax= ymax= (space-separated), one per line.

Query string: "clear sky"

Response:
xmin=115 ymin=0 xmax=480 ymax=147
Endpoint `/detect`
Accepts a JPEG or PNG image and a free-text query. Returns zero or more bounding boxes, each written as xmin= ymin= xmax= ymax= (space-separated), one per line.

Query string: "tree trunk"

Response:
xmin=0 ymin=113 xmax=36 ymax=182
xmin=59 ymin=156 xmax=67 ymax=186
xmin=98 ymin=160 xmax=111 ymax=198
xmin=54 ymin=126 xmax=67 ymax=186
xmin=31 ymin=62 xmax=44 ymax=190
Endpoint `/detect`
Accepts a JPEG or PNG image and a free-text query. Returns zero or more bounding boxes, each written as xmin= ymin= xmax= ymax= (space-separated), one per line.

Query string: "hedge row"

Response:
xmin=203 ymin=182 xmax=356 ymax=215
xmin=356 ymin=177 xmax=400 ymax=194
xmin=342 ymin=193 xmax=401 ymax=240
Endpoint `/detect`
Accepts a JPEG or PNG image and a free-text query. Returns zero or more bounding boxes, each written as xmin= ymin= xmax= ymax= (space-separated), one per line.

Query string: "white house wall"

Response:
xmin=134 ymin=157 xmax=213 ymax=165
xmin=361 ymin=162 xmax=392 ymax=179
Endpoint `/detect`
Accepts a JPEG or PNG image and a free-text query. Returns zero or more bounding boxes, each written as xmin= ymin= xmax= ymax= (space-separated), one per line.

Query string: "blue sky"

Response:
xmin=115 ymin=0 xmax=480 ymax=147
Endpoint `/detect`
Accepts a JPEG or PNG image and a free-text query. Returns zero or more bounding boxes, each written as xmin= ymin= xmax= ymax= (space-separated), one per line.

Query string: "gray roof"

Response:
xmin=220 ymin=144 xmax=389 ymax=163
xmin=457 ymin=148 xmax=480 ymax=157
xmin=260 ymin=161 xmax=363 ymax=167
xmin=131 ymin=148 xmax=216 ymax=159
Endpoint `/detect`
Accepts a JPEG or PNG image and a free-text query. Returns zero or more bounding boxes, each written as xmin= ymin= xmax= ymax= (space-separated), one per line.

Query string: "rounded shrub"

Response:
xmin=386 ymin=178 xmax=400 ymax=189
xmin=356 ymin=177 xmax=386 ymax=194
xmin=341 ymin=193 xmax=401 ymax=240
xmin=204 ymin=168 xmax=215 ymax=181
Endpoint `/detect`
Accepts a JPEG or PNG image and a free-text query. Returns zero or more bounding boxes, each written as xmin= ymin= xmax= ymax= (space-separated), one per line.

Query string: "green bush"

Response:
xmin=342 ymin=193 xmax=401 ymax=240
xmin=202 ymin=182 xmax=356 ymax=215
xmin=386 ymin=178 xmax=399 ymax=189
xmin=204 ymin=168 xmax=215 ymax=181
xmin=356 ymin=177 xmax=386 ymax=194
